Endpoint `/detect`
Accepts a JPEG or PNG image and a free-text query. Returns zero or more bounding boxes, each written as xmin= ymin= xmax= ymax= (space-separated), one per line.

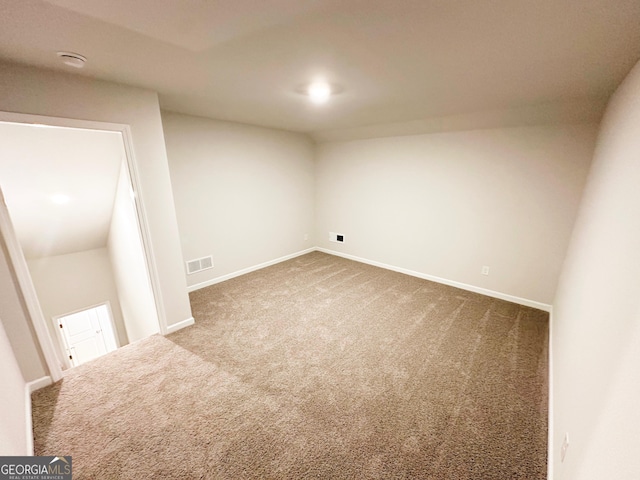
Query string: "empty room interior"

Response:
xmin=1 ymin=1 xmax=639 ymax=479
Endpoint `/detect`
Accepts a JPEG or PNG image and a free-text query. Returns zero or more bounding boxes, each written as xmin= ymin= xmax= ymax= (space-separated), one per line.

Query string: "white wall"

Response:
xmin=0 ymin=312 xmax=29 ymax=456
xmin=315 ymin=124 xmax=597 ymax=305
xmin=552 ymin=60 xmax=640 ymax=479
xmin=162 ymin=112 xmax=315 ymax=288
xmin=108 ymin=159 xmax=159 ymax=342
xmin=0 ymin=61 xmax=193 ymax=377
xmin=0 ymin=231 xmax=34 ymax=455
xmin=27 ymin=248 xmax=128 ymax=359
xmin=0 ymin=235 xmax=46 ymax=381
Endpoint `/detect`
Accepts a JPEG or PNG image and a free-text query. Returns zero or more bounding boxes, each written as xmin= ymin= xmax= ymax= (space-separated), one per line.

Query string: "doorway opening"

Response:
xmin=54 ymin=303 xmax=119 ymax=368
xmin=0 ymin=111 xmax=167 ymax=382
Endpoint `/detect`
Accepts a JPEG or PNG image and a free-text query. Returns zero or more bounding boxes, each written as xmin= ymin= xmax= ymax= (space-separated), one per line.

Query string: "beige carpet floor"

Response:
xmin=32 ymin=251 xmax=548 ymax=479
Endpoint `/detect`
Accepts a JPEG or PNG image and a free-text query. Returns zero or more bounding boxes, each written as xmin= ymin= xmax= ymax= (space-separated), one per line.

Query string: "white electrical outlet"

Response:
xmin=304 ymin=233 xmax=309 ymax=241
xmin=481 ymin=266 xmax=490 ymax=275
xmin=561 ymin=433 xmax=569 ymax=462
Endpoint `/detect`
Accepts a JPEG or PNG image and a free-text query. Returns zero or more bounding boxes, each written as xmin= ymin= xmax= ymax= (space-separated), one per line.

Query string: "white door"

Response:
xmin=56 ymin=304 xmax=118 ymax=367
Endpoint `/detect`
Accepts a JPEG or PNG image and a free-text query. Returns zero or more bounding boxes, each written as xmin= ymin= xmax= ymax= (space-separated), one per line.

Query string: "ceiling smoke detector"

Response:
xmin=57 ymin=51 xmax=87 ymax=69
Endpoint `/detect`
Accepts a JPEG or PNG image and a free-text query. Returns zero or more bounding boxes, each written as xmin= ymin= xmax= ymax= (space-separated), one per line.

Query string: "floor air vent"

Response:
xmin=186 ymin=255 xmax=214 ymax=274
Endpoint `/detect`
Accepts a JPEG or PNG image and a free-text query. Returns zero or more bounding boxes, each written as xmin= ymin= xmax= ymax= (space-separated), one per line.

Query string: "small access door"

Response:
xmin=55 ymin=304 xmax=118 ymax=367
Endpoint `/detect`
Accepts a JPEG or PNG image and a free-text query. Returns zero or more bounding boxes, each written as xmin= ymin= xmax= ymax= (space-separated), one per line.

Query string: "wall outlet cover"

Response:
xmin=329 ymin=232 xmax=345 ymax=243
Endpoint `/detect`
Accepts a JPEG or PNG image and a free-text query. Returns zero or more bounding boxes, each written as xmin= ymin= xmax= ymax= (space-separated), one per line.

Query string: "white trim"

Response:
xmin=25 ymin=377 xmax=52 ymax=455
xmin=119 ymin=128 xmax=168 ymax=335
xmin=166 ymin=317 xmax=195 ymax=334
xmin=317 ymin=248 xmax=552 ymax=312
xmin=100 ymin=301 xmax=121 ymax=348
xmin=187 ymin=246 xmax=552 ymax=311
xmin=0 ymin=111 xmax=168 ymax=373
xmin=25 ymin=384 xmax=33 ymax=455
xmin=0 ymin=188 xmax=63 ymax=382
xmin=52 ymin=301 xmax=120 ymax=369
xmin=26 ymin=376 xmax=52 ymax=394
xmin=187 ymin=248 xmax=316 ymax=292
xmin=547 ymin=306 xmax=554 ymax=480
xmin=0 ymin=114 xmax=123 ymax=134
xmin=49 ymin=312 xmax=71 ymax=370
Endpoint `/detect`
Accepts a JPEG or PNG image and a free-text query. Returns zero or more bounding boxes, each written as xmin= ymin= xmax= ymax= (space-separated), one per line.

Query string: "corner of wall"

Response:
xmin=165 ymin=317 xmax=195 ymax=334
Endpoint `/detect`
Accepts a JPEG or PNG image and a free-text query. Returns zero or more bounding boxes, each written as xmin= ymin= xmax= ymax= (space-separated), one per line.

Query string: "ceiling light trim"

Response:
xmin=295 ymin=81 xmax=344 ymax=104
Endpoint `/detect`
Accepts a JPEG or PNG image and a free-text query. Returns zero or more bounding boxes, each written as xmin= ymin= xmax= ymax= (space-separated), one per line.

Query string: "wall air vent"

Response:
xmin=186 ymin=255 xmax=214 ymax=274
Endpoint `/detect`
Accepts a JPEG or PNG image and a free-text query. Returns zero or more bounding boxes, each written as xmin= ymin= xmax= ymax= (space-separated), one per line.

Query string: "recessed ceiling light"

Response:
xmin=51 ymin=194 xmax=71 ymax=205
xmin=307 ymin=81 xmax=332 ymax=104
xmin=56 ymin=51 xmax=87 ymax=69
xmin=296 ymin=80 xmax=343 ymax=105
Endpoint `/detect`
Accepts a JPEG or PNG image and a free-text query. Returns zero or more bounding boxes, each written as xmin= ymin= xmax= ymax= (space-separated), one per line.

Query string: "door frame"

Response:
xmin=0 ymin=186 xmax=62 ymax=380
xmin=0 ymin=111 xmax=169 ymax=382
xmin=52 ymin=301 xmax=120 ymax=370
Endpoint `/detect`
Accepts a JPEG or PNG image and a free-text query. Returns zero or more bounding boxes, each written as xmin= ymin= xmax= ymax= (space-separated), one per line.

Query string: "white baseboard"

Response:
xmin=187 ymin=248 xmax=316 ymax=293
xmin=165 ymin=317 xmax=195 ymax=334
xmin=547 ymin=307 xmax=554 ymax=480
xmin=24 ymin=384 xmax=33 ymax=455
xmin=317 ymin=248 xmax=552 ymax=312
xmin=188 ymin=246 xmax=552 ymax=311
xmin=27 ymin=376 xmax=52 ymax=393
xmin=25 ymin=376 xmax=51 ymax=455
